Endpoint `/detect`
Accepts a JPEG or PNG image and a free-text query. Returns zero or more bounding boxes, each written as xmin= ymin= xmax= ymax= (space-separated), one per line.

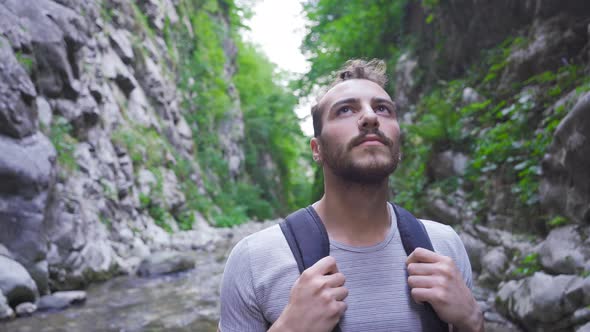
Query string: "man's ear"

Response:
xmin=310 ymin=137 xmax=322 ymax=164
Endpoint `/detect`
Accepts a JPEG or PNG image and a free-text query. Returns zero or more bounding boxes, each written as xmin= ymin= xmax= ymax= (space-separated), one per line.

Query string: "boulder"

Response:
xmin=459 ymin=231 xmax=487 ymax=273
xmin=15 ymin=301 xmax=36 ymax=317
xmin=578 ymin=321 xmax=590 ymax=332
xmin=136 ymin=251 xmax=196 ymax=277
xmin=539 ymin=225 xmax=587 ymax=274
xmin=496 ymin=272 xmax=580 ymax=329
xmin=37 ymin=290 xmax=86 ymax=311
xmin=462 ymin=87 xmax=485 ymax=105
xmin=479 ymin=247 xmax=509 ymax=287
xmin=0 ymin=256 xmax=38 ymax=307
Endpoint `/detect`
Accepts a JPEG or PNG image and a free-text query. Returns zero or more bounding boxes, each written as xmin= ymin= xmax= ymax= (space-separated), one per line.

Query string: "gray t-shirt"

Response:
xmin=219 ymin=206 xmax=473 ymax=332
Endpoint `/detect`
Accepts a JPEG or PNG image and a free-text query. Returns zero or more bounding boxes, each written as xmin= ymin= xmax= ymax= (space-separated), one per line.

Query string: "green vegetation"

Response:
xmin=300 ymin=0 xmax=408 ymax=95
xmin=513 ymin=253 xmax=541 ymax=277
xmin=15 ymin=51 xmax=34 ymax=74
xmin=49 ymin=116 xmax=79 ymax=173
xmin=300 ymin=1 xmax=588 ymax=232
xmin=109 ymin=0 xmax=312 ymax=229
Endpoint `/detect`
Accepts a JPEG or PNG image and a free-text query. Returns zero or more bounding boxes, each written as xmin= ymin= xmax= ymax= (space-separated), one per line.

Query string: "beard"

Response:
xmin=319 ymin=129 xmax=401 ymax=184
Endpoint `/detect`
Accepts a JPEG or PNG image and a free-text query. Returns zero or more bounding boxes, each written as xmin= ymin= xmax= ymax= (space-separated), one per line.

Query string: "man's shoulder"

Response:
xmin=419 ymin=218 xmax=458 ymax=240
xmin=419 ymin=219 xmax=466 ymax=260
xmin=236 ymin=223 xmax=284 ymax=250
xmin=228 ymin=223 xmax=295 ymax=269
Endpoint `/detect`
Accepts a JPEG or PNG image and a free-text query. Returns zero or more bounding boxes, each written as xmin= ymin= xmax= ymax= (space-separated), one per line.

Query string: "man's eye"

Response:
xmin=375 ymin=105 xmax=391 ymax=113
xmin=336 ymin=106 xmax=352 ymax=115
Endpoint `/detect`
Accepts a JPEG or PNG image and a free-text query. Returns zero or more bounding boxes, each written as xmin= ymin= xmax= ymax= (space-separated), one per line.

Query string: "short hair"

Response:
xmin=311 ymin=59 xmax=388 ymax=137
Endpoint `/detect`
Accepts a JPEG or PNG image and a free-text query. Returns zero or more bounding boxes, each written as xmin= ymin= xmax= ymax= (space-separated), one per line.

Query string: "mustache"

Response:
xmin=348 ymin=129 xmax=394 ymax=149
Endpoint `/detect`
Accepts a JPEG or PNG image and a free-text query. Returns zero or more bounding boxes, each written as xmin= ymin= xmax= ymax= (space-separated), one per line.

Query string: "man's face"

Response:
xmin=312 ymin=79 xmax=401 ymax=184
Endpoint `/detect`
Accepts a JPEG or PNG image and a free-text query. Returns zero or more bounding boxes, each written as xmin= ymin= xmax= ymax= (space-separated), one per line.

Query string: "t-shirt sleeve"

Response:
xmin=423 ymin=220 xmax=474 ymax=290
xmin=450 ymin=228 xmax=474 ymax=290
xmin=219 ymin=237 xmax=269 ymax=332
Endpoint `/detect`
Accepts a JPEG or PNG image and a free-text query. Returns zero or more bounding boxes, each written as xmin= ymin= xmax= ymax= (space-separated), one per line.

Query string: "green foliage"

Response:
xmin=130 ymin=2 xmax=156 ymax=39
xmin=49 ymin=116 xmax=79 ymax=172
xmin=235 ymin=42 xmax=312 ymax=216
xmin=112 ymin=125 xmax=168 ymax=170
xmin=15 ymin=51 xmax=33 ymax=74
xmin=547 ymin=216 xmax=569 ymax=229
xmin=161 ymin=0 xmax=312 ymax=227
xmin=300 ymin=0 xmax=408 ymax=94
xmin=481 ymin=36 xmax=528 ymax=84
xmin=138 ymin=168 xmax=174 ymax=233
xmin=513 ymin=253 xmax=541 ymax=277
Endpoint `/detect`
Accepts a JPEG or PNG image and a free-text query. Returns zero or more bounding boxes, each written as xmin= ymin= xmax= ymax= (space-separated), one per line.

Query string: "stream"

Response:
xmin=0 ymin=221 xmax=265 ymax=332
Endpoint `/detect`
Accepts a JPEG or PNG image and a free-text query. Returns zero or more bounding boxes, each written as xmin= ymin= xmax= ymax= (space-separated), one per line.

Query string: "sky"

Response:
xmin=241 ymin=0 xmax=314 ymax=136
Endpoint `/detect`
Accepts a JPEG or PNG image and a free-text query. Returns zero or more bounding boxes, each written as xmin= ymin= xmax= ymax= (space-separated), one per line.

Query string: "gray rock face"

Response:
xmin=2 ymin=0 xmax=87 ymax=99
xmin=459 ymin=232 xmax=486 ymax=273
xmin=429 ymin=150 xmax=469 ymax=179
xmin=541 ymin=91 xmax=590 ymax=224
xmin=0 ymin=35 xmax=37 ymax=138
xmin=393 ymin=53 xmax=418 ymax=112
xmin=479 ymin=247 xmax=509 ymax=287
xmin=0 ymin=256 xmax=38 ymax=307
xmin=500 ymin=15 xmax=588 ymax=89
xmin=45 ymin=174 xmax=118 ymax=290
xmin=0 ymin=133 xmax=55 ymax=292
xmin=136 ymin=251 xmax=196 ymax=277
xmin=539 ymin=225 xmax=588 ymax=274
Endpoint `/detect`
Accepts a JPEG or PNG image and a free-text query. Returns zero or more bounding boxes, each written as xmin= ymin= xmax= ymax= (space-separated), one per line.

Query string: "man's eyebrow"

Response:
xmin=329 ymin=98 xmax=359 ymax=112
xmin=372 ymin=97 xmax=396 ymax=107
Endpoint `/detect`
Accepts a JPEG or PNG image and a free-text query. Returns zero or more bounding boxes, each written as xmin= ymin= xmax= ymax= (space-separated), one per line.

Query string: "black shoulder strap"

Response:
xmin=392 ymin=203 xmax=435 ymax=253
xmin=279 ymin=206 xmax=340 ymax=332
xmin=279 ymin=206 xmax=330 ymax=273
xmin=279 ymin=204 xmax=448 ymax=332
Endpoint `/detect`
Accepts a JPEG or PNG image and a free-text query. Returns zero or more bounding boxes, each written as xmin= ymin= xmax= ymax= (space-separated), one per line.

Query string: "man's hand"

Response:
xmin=270 ymin=256 xmax=348 ymax=332
xmin=406 ymin=248 xmax=484 ymax=332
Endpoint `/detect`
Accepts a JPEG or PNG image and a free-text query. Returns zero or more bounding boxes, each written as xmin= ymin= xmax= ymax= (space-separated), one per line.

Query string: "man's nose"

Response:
xmin=358 ymin=105 xmax=379 ymax=130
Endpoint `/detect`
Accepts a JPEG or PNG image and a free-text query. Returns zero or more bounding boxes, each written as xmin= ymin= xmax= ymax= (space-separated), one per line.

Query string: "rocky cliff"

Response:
xmin=0 ymin=0 xmax=273 ymax=319
xmin=392 ymin=1 xmax=590 ymax=331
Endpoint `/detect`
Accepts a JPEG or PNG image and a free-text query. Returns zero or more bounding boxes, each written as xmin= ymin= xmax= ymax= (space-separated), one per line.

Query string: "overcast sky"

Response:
xmin=241 ymin=0 xmax=314 ymax=136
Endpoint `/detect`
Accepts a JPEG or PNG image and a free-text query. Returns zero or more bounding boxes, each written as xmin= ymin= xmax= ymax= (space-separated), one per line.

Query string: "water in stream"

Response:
xmin=0 ymin=252 xmax=225 ymax=332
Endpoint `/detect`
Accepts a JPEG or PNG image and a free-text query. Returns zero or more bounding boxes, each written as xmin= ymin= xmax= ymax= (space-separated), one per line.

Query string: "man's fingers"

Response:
xmin=406 ymin=262 xmax=439 ymax=276
xmin=324 ymin=272 xmax=346 ymax=288
xmin=407 ymin=275 xmax=438 ymax=289
xmin=410 ymin=287 xmax=432 ymax=304
xmin=406 ymin=247 xmax=441 ymax=264
xmin=329 ymin=286 xmax=349 ymax=301
xmin=307 ymin=256 xmax=339 ymax=276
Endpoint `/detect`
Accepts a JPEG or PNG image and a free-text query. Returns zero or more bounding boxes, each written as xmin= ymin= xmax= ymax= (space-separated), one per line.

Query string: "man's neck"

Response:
xmin=313 ymin=171 xmax=391 ymax=247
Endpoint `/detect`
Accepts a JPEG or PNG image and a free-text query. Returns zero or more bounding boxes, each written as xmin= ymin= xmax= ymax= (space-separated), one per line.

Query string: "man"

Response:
xmin=218 ymin=59 xmax=483 ymax=332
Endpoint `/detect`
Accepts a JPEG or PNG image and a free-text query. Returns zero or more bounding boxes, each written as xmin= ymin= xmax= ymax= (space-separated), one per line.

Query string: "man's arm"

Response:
xmin=219 ymin=238 xmax=269 ymax=332
xmin=406 ymin=248 xmax=484 ymax=332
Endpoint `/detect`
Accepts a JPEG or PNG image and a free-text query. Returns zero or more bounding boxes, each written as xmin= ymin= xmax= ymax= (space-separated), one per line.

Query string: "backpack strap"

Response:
xmin=279 ymin=206 xmax=341 ymax=332
xmin=279 ymin=206 xmax=330 ymax=273
xmin=279 ymin=204 xmax=448 ymax=332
